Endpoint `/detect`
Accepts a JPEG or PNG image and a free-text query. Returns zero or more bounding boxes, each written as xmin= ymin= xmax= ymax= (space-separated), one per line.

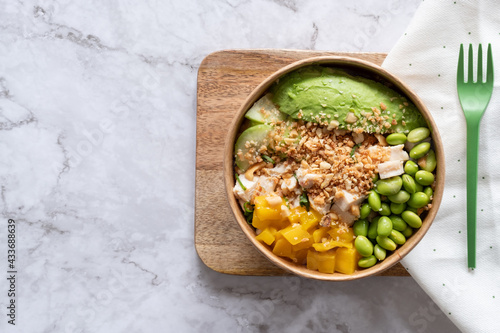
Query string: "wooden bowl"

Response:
xmin=223 ymin=56 xmax=445 ymax=281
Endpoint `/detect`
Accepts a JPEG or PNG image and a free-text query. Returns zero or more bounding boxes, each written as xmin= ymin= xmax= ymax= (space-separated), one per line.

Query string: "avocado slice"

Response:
xmin=271 ymin=66 xmax=426 ymax=133
xmin=245 ymin=93 xmax=288 ymax=125
xmin=234 ymin=124 xmax=273 ymax=171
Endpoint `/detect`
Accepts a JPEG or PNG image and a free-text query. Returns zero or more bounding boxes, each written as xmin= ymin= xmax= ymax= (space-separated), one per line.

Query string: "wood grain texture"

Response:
xmin=195 ymin=49 xmax=410 ymax=276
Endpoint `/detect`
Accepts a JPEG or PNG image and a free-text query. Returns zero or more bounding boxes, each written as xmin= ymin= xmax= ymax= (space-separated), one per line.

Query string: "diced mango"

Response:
xmin=255 ymin=227 xmax=277 ymax=245
xmin=292 ymin=237 xmax=314 ymax=251
xmin=313 ymin=227 xmax=330 ymax=243
xmin=290 ymin=248 xmax=308 ymax=265
xmin=281 ymin=225 xmax=311 ymax=246
xmin=300 ymin=209 xmax=322 ymax=230
xmin=255 ymin=206 xmax=282 ymax=222
xmin=252 ymin=212 xmax=270 ymax=230
xmin=335 ymin=247 xmax=360 ymax=275
xmin=328 ymin=227 xmax=355 ymax=244
xmin=288 ymin=206 xmax=307 ymax=224
xmin=312 ymin=239 xmax=353 ymax=252
xmin=307 ymin=250 xmax=336 ymax=274
xmin=272 ymin=238 xmax=293 ymax=258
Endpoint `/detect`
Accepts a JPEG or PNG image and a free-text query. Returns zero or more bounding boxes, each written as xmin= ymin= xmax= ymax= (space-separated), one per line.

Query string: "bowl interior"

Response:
xmin=224 ymin=56 xmax=445 ymax=281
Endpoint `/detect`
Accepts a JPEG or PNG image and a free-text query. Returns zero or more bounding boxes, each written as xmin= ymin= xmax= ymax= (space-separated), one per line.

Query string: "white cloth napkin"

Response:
xmin=382 ymin=1 xmax=500 ymax=332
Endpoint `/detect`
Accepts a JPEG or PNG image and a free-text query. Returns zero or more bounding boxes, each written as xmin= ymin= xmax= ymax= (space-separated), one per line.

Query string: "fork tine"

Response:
xmin=477 ymin=44 xmax=483 ymax=83
xmin=457 ymin=44 xmax=464 ymax=83
xmin=487 ymin=43 xmax=494 ymax=84
xmin=468 ymin=44 xmax=474 ymax=83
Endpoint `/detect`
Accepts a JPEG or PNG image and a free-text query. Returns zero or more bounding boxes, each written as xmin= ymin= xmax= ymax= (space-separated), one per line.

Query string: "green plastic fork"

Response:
xmin=457 ymin=43 xmax=494 ymax=269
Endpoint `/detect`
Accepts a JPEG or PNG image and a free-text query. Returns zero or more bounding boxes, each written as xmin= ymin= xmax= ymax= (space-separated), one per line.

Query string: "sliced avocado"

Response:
xmin=245 ymin=93 xmax=288 ymax=125
xmin=271 ymin=66 xmax=427 ymax=133
xmin=234 ymin=124 xmax=273 ymax=171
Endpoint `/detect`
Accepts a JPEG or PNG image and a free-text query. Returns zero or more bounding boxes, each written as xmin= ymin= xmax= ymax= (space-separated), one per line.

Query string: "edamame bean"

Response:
xmin=406 ymin=206 xmax=418 ymax=214
xmin=410 ymin=142 xmax=431 ymax=159
xmin=355 ymin=235 xmax=374 ymax=257
xmin=389 ymin=229 xmax=406 ymax=245
xmin=379 ymin=203 xmax=391 ymax=216
xmin=388 ymin=190 xmax=410 ymax=204
xmin=407 ymin=192 xmax=430 ymax=208
xmin=358 ymin=255 xmax=377 ymax=268
xmin=374 ymin=176 xmax=403 ymax=196
xmin=374 ymin=244 xmax=387 ymax=261
xmin=415 ymin=182 xmax=423 ymax=192
xmin=368 ymin=191 xmax=382 ymax=212
xmin=390 ymin=215 xmax=408 ymax=231
xmin=372 ymin=174 xmax=379 ymax=182
xmin=376 ymin=236 xmax=397 ymax=251
xmin=407 ymin=127 xmax=430 ymax=143
xmin=377 ymin=216 xmax=393 ymax=236
xmin=415 ymin=170 xmax=435 ymax=186
xmin=386 ymin=133 xmax=407 ymax=145
xmin=418 ymin=149 xmax=437 ymax=172
xmin=353 ymin=219 xmax=369 ymax=237
xmin=402 ymin=210 xmax=422 ymax=228
xmin=402 ymin=174 xmax=417 ymax=194
xmin=390 ymin=202 xmax=406 ymax=215
xmin=404 ymin=160 xmax=419 ymax=176
xmin=402 ymin=226 xmax=413 ymax=238
xmin=424 ymin=186 xmax=433 ymax=199
xmin=367 ymin=218 xmax=379 ymax=239
xmin=360 ymin=203 xmax=372 ymax=219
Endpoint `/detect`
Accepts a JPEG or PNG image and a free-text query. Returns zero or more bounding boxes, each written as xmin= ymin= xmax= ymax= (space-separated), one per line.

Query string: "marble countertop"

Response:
xmin=0 ymin=1 xmax=459 ymax=332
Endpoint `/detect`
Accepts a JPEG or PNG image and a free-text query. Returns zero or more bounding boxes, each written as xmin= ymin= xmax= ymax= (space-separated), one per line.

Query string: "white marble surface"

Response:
xmin=0 ymin=1 xmax=460 ymax=332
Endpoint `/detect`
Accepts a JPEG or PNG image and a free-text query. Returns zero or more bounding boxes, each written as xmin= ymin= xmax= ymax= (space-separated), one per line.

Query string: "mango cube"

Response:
xmin=272 ymin=238 xmax=293 ymax=258
xmin=281 ymin=225 xmax=311 ymax=246
xmin=307 ymin=250 xmax=336 ymax=274
xmin=328 ymin=227 xmax=355 ymax=244
xmin=312 ymin=227 xmax=330 ymax=243
xmin=255 ymin=227 xmax=277 ymax=246
xmin=335 ymin=247 xmax=360 ymax=275
xmin=312 ymin=239 xmax=352 ymax=252
xmin=300 ymin=209 xmax=322 ymax=230
xmin=288 ymin=206 xmax=306 ymax=224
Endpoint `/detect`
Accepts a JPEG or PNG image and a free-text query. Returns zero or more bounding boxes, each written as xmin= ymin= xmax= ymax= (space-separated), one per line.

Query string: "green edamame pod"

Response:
xmin=390 ymin=202 xmax=406 ymax=215
xmin=402 ymin=226 xmax=413 ymax=238
xmin=388 ymin=190 xmax=410 ymax=204
xmin=407 ymin=127 xmax=430 ymax=143
xmin=377 ymin=216 xmax=393 ymax=237
xmin=402 ymin=210 xmax=422 ymax=228
xmin=389 ymin=229 xmax=406 ymax=245
xmin=367 ymin=218 xmax=379 ymax=240
xmin=355 ymin=235 xmax=374 ymax=257
xmin=404 ymin=160 xmax=419 ymax=176
xmin=353 ymin=219 xmax=369 ymax=237
xmin=374 ymin=244 xmax=387 ymax=261
xmin=402 ymin=174 xmax=417 ymax=194
xmin=386 ymin=133 xmax=407 ymax=145
xmin=368 ymin=191 xmax=382 ymax=212
xmin=418 ymin=149 xmax=437 ymax=172
xmin=407 ymin=192 xmax=430 ymax=208
xmin=423 ymin=187 xmax=433 ymax=199
xmin=358 ymin=255 xmax=377 ymax=268
xmin=360 ymin=203 xmax=372 ymax=219
xmin=410 ymin=142 xmax=431 ymax=159
xmin=379 ymin=203 xmax=391 ymax=216
xmin=415 ymin=170 xmax=435 ymax=186
xmin=376 ymin=236 xmax=397 ymax=251
xmin=374 ymin=176 xmax=403 ymax=196
xmin=390 ymin=215 xmax=408 ymax=231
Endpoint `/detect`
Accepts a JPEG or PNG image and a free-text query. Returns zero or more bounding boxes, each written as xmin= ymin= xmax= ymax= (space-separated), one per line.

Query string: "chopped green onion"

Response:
xmin=235 ymin=173 xmax=247 ymax=191
xmin=262 ymin=155 xmax=275 ymax=164
xmin=244 ymin=201 xmax=254 ymax=213
xmin=300 ymin=192 xmax=310 ymax=211
xmin=350 ymin=143 xmax=361 ymax=162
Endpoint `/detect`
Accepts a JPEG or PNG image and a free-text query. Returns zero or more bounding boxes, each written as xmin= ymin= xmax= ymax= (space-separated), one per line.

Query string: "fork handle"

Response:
xmin=466 ymin=120 xmax=480 ymax=269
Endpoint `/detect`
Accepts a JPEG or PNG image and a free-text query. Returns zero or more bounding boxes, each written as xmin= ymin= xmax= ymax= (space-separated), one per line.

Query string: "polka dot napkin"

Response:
xmin=383 ymin=0 xmax=500 ymax=331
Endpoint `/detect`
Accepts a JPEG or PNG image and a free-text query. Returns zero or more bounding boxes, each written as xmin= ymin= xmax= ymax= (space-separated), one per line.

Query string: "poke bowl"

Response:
xmin=223 ymin=56 xmax=445 ymax=281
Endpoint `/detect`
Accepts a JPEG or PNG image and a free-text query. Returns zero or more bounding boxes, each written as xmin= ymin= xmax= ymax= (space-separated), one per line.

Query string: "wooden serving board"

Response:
xmin=195 ymin=49 xmax=409 ymax=276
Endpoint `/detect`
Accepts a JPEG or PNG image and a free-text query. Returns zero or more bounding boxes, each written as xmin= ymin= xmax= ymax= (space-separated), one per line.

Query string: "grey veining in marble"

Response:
xmin=0 ymin=1 xmax=459 ymax=332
